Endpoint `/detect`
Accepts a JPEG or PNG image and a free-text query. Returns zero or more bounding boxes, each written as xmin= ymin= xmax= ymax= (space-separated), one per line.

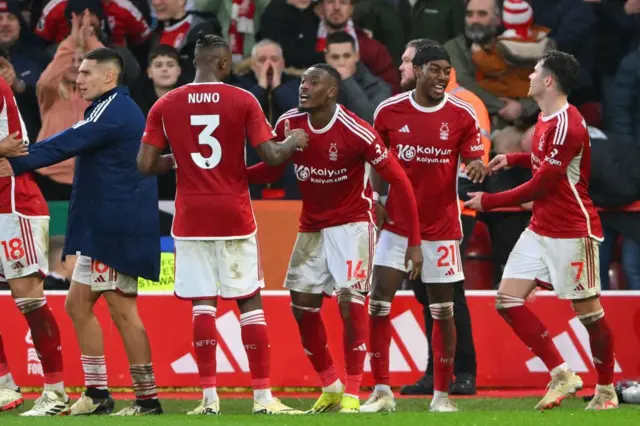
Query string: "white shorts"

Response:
xmin=72 ymin=255 xmax=138 ymax=295
xmin=0 ymin=214 xmax=48 ymax=283
xmin=285 ymin=222 xmax=375 ymax=295
xmin=503 ymin=228 xmax=600 ymax=300
xmin=174 ymin=236 xmax=264 ymax=300
xmin=373 ymin=230 xmax=464 ymax=283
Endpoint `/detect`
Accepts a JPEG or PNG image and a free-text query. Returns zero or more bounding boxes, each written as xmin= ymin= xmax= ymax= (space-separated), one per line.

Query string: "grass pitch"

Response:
xmin=1 ymin=395 xmax=639 ymax=426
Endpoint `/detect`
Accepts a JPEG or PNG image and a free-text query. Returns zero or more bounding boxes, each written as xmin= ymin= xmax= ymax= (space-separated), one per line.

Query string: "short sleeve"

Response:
xmin=459 ymin=110 xmax=484 ymax=159
xmin=542 ymin=124 xmax=583 ymax=172
xmin=245 ymin=94 xmax=276 ymax=147
xmin=365 ymin=133 xmax=393 ymax=170
xmin=141 ymin=101 xmax=168 ymax=149
xmin=373 ymin=106 xmax=390 ymax=146
xmin=273 ymin=115 xmax=287 ymax=141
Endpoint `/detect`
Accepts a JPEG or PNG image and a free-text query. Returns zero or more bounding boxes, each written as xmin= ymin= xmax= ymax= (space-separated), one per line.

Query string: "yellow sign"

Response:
xmin=138 ymin=252 xmax=175 ymax=292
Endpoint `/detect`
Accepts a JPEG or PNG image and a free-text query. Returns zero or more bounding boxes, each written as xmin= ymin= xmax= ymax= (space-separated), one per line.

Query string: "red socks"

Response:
xmin=496 ymin=294 xmax=564 ymax=370
xmin=17 ymin=299 xmax=64 ymax=385
xmin=430 ymin=303 xmax=456 ymax=394
xmin=193 ymin=305 xmax=217 ymax=390
xmin=240 ymin=310 xmax=270 ymax=390
xmin=0 ymin=333 xmax=9 ymax=377
xmin=341 ymin=293 xmax=367 ymax=397
xmin=578 ymin=309 xmax=615 ymax=385
xmin=368 ymin=300 xmax=392 ymax=386
xmin=295 ymin=308 xmax=338 ymax=386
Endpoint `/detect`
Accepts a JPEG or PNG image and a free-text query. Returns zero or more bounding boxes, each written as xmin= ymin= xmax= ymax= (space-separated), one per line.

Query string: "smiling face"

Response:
xmin=298 ymin=67 xmax=337 ymax=112
xmin=0 ymin=12 xmax=20 ymax=49
xmin=415 ymin=59 xmax=451 ymax=102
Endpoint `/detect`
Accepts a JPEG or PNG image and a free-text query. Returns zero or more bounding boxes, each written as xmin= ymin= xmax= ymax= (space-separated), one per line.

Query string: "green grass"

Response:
xmin=2 ymin=397 xmax=639 ymax=425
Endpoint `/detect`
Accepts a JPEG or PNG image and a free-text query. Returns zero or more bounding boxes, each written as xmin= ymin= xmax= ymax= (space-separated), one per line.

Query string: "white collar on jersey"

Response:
xmin=409 ymin=90 xmax=448 ymax=113
xmin=307 ymin=104 xmax=341 ymax=134
xmin=187 ymin=82 xmax=224 ymax=86
xmin=541 ymin=102 xmax=569 ymax=122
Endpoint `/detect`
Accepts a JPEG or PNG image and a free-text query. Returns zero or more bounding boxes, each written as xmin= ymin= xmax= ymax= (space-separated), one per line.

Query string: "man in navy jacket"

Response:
xmin=0 ymin=48 xmax=162 ymax=416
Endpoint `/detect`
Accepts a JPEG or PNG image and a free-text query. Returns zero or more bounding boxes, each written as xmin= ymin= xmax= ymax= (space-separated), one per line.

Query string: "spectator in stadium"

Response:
xmin=257 ymin=0 xmax=323 ymax=70
xmin=132 ymin=44 xmax=182 ymax=117
xmin=35 ymin=0 xmax=142 ymax=86
xmin=35 ymin=0 xmax=152 ymax=48
xmin=234 ymin=39 xmax=300 ymax=200
xmin=151 ymin=0 xmax=222 ymax=81
xmin=351 ymin=0 xmax=404 ymax=67
xmin=0 ymin=47 xmax=163 ymax=416
xmin=316 ymin=0 xmax=399 ymax=92
xmin=132 ymin=44 xmax=182 ymax=200
xmin=445 ymin=0 xmax=539 ymax=129
xmin=393 ymin=37 xmax=486 ymax=396
xmin=324 ymin=31 xmax=390 ymax=124
xmin=405 ymin=0 xmax=464 ymax=47
xmin=34 ymin=10 xmax=104 ymax=202
xmin=529 ymin=0 xmax=597 ymax=105
xmin=609 ymin=46 xmax=640 ymax=145
xmin=191 ymin=0 xmax=271 ymax=62
xmin=0 ymin=0 xmax=50 ymax=141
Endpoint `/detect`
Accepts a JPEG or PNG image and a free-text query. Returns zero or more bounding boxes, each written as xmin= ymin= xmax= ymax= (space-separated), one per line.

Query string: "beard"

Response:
xmin=465 ymin=23 xmax=497 ymax=45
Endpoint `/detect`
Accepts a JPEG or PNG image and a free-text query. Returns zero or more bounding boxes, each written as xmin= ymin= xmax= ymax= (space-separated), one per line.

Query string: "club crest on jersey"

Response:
xmin=329 ymin=143 xmax=338 ymax=161
xmin=440 ymin=122 xmax=449 ymax=140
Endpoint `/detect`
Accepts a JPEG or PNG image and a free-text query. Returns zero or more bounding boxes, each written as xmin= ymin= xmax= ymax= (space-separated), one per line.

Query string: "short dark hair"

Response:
xmin=539 ymin=50 xmax=580 ymax=95
xmin=82 ymin=48 xmax=125 ymax=85
xmin=406 ymin=38 xmax=439 ymax=51
xmin=412 ymin=43 xmax=450 ymax=67
xmin=195 ymin=32 xmax=229 ymax=51
xmin=309 ymin=63 xmax=342 ymax=87
xmin=148 ymin=44 xmax=180 ymax=65
xmin=326 ymin=31 xmax=356 ymax=50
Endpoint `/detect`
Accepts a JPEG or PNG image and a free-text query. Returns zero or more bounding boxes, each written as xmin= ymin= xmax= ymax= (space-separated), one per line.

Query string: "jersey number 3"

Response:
xmin=191 ymin=115 xmax=222 ymax=169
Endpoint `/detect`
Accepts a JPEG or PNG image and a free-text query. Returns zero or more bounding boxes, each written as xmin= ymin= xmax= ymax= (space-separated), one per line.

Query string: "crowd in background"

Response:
xmin=3 ymin=0 xmax=640 ymax=289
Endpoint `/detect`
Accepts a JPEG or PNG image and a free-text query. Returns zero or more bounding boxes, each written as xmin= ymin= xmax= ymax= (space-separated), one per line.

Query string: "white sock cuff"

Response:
xmin=15 ymin=297 xmax=46 ymax=314
xmin=193 ymin=305 xmax=217 ymax=317
xmin=578 ymin=309 xmax=604 ymax=325
xmin=240 ymin=309 xmax=266 ymax=326
xmin=291 ymin=303 xmax=320 ymax=313
xmin=337 ymin=288 xmax=366 ymax=305
xmin=429 ymin=302 xmax=454 ymax=320
xmin=496 ymin=293 xmax=525 ymax=309
xmin=368 ymin=299 xmax=391 ymax=316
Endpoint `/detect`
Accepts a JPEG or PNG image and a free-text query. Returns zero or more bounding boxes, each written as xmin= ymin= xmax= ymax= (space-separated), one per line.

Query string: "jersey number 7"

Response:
xmin=191 ymin=115 xmax=222 ymax=169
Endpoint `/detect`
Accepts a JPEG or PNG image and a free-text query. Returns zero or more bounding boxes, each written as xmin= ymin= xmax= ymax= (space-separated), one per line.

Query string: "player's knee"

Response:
xmin=15 ymin=296 xmax=46 ymax=315
xmin=337 ymin=288 xmax=365 ymax=318
xmin=571 ymin=297 xmax=604 ymax=324
xmin=107 ymin=301 xmax=141 ymax=329
xmin=368 ymin=299 xmax=391 ymax=317
xmin=429 ymin=302 xmax=453 ymax=320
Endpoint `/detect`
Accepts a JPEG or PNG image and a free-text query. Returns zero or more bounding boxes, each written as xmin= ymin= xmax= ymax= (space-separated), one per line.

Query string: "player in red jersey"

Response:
xmin=362 ymin=44 xmax=486 ymax=413
xmin=246 ymin=63 xmax=423 ymax=413
xmin=137 ymin=33 xmax=307 ymax=416
xmin=0 ymin=79 xmax=69 ymax=416
xmin=465 ymin=51 xmax=617 ymax=411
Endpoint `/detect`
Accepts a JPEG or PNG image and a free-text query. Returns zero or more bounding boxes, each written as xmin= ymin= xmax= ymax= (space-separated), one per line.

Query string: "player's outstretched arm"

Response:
xmin=5 ymin=118 xmax=116 ymax=176
xmin=137 ymin=143 xmax=175 ymax=175
xmin=0 ymin=132 xmax=27 ymax=158
xmin=254 ymin=119 xmax=308 ymax=166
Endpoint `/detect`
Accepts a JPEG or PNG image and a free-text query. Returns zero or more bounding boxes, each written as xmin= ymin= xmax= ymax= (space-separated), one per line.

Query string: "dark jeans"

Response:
xmin=600 ymin=227 xmax=640 ymax=290
xmin=409 ymin=214 xmax=477 ymax=377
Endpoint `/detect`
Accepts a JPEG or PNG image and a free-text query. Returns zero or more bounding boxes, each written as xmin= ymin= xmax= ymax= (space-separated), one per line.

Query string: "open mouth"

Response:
xmin=299 ymin=93 xmax=310 ymax=103
xmin=432 ymin=83 xmax=445 ymax=94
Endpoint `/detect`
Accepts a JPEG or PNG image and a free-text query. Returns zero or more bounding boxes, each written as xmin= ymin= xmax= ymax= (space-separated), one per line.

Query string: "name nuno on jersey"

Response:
xmin=188 ymin=93 xmax=221 ymax=104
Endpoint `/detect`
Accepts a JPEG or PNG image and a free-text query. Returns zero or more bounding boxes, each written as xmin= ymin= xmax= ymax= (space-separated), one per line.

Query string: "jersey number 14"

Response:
xmin=191 ymin=115 xmax=222 ymax=169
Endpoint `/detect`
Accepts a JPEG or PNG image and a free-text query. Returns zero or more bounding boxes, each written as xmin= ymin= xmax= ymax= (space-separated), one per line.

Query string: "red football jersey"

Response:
xmin=275 ymin=105 xmax=392 ymax=232
xmin=35 ymin=0 xmax=151 ymax=46
xmin=374 ymin=91 xmax=483 ymax=241
xmin=526 ymin=104 xmax=602 ymax=240
xmin=142 ymin=82 xmax=276 ymax=239
xmin=0 ymin=80 xmax=48 ymax=217
xmin=159 ymin=15 xmax=193 ymax=49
